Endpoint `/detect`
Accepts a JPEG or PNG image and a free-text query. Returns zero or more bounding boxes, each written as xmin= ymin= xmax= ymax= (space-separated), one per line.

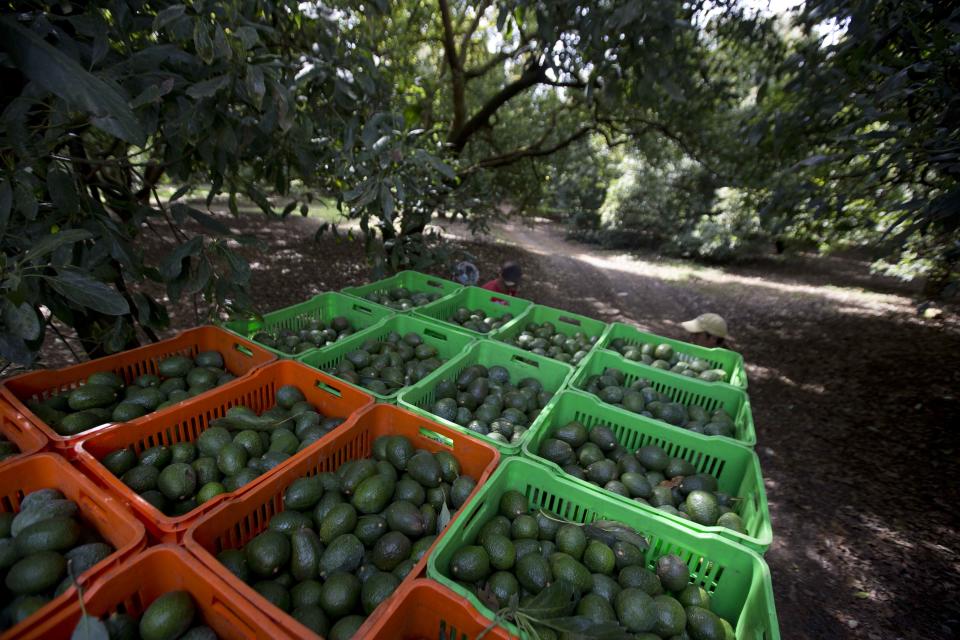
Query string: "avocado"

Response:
xmin=583 ymin=540 xmax=616 ymax=575
xmin=102 ymin=447 xmax=137 ymax=477
xmin=290 ymin=528 xmax=322 ymax=581
xmin=138 ymin=590 xmax=196 ymax=640
xmin=449 ymin=545 xmax=490 ymax=583
xmin=539 ymin=438 xmax=574 ymax=465
xmin=157 ymin=463 xmax=197 ymax=501
xmin=11 ymin=499 xmax=78 ymax=537
xmin=354 ymin=514 xmax=388 ymax=547
xmin=284 ymin=476 xmax=324 ymax=511
xmin=254 ymin=580 xmax=291 ymax=612
xmin=577 ymin=592 xmax=618 ymax=623
xmin=245 ymin=530 xmax=291 ymax=578
xmin=196 ymin=427 xmax=233 ymax=457
xmin=318 ymin=571 xmax=361 ymax=618
xmin=217 ymin=548 xmax=250 ymax=582
xmin=139 ymin=445 xmax=172 ymax=469
xmin=320 ymin=534 xmax=365 ymax=577
xmin=292 ymin=605 xmax=329 ymax=635
xmin=555 ymin=524 xmax=587 ymax=561
xmin=15 ymin=516 xmax=80 ymax=555
xmin=450 ymin=476 xmax=477 ymax=509
xmin=320 ymin=503 xmax=359 ymax=545
xmin=216 ymin=443 xmax=249 ymax=477
xmin=405 ymin=451 xmax=442 ymax=488
xmin=5 ymin=551 xmax=66 ymax=595
xmin=276 ymin=385 xmax=306 ymax=410
xmin=56 ymin=411 xmax=105 ymax=435
xmin=549 ymin=553 xmax=593 ymax=593
xmin=360 ymin=571 xmax=400 ymax=614
xmin=614 ymin=587 xmax=656 ymax=632
xmin=498 ymin=490 xmax=528 ymax=520
xmin=68 ymin=384 xmax=119 ymax=411
xmin=483 ymin=534 xmax=516 ymax=571
xmin=515 ymin=552 xmax=551 ymax=593
xmin=656 ymin=554 xmax=690 ymax=592
xmin=328 ymin=615 xmax=365 ymax=640
xmin=351 ymin=475 xmax=394 ymax=515
xmin=157 ymin=356 xmax=193 ymax=378
xmin=686 ymin=605 xmax=726 ymax=640
xmin=340 ymin=459 xmax=378 ymax=496
xmin=121 ymin=465 xmax=160 ymax=493
xmin=371 ymin=530 xmax=411 ymax=571
xmin=384 ymin=501 xmax=425 ymax=537
xmin=685 ymin=491 xmax=720 ymax=526
xmin=267 ymin=510 xmax=313 ymax=536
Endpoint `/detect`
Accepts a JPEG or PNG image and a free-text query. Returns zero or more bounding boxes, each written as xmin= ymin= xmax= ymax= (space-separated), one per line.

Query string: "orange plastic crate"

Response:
xmin=75 ymin=360 xmax=374 ymax=543
xmin=0 ymin=396 xmax=47 ymax=467
xmin=367 ymin=579 xmax=516 ymax=639
xmin=0 ymin=326 xmax=276 ymax=458
xmin=9 ymin=545 xmax=290 ymax=640
xmin=185 ymin=403 xmax=500 ymax=640
xmin=0 ymin=453 xmax=146 ymax=639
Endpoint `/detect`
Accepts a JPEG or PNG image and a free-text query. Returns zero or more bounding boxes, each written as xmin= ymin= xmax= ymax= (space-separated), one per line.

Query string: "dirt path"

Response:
xmin=455 ymin=220 xmax=960 ymax=640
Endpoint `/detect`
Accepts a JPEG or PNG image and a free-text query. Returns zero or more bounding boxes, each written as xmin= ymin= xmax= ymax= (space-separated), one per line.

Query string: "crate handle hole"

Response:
xmin=315 ymin=379 xmax=343 ymax=397
xmin=233 ymin=344 xmax=255 ymax=358
xmin=423 ymin=328 xmax=446 ymax=341
xmin=418 ymin=426 xmax=454 ymax=449
xmin=511 ymin=354 xmax=540 ymax=369
xmin=558 ymin=315 xmax=582 ymax=327
xmin=352 ymin=303 xmax=374 ymax=315
xmin=425 ymin=279 xmax=445 ymax=289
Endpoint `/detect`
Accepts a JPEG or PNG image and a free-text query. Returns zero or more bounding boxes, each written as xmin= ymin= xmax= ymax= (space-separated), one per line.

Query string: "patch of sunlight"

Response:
xmin=858 ymin=514 xmax=915 ymax=550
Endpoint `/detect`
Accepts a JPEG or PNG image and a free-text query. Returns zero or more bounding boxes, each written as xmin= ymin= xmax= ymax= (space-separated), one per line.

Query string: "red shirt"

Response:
xmin=481 ymin=278 xmax=517 ymax=297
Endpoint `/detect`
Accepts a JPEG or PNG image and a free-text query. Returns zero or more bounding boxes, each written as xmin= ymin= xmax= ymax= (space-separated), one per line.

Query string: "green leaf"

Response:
xmin=583 ymin=520 xmax=649 ymax=551
xmin=437 ymin=500 xmax=451 ymax=534
xmin=184 ymin=256 xmax=212 ymax=295
xmin=159 ymin=236 xmax=203 ymax=281
xmin=168 ymin=184 xmax=192 ymax=202
xmin=540 ymin=616 xmax=632 ymax=639
xmin=425 ymin=154 xmax=457 ymax=180
xmin=193 ymin=20 xmax=215 ymax=65
xmin=0 ymin=17 xmax=144 ymax=145
xmin=213 ymin=24 xmax=232 ymax=61
xmin=0 ymin=178 xmax=11 ymax=232
xmin=246 ymin=66 xmax=266 ymax=108
xmin=154 ymin=5 xmax=186 ymax=30
xmin=70 ymin=614 xmax=109 ymax=640
xmin=380 ymin=185 xmax=394 ymax=222
xmin=187 ymin=75 xmax=230 ymax=99
xmin=234 ymin=26 xmax=260 ymax=50
xmin=14 ymin=181 xmax=37 ymax=221
xmin=220 ymin=246 xmax=250 ymax=284
xmin=47 ymin=169 xmax=79 ymax=215
xmin=2 ymin=300 xmax=41 ymax=340
xmin=50 ymin=269 xmax=130 ymax=316
xmin=21 ymin=229 xmax=93 ymax=263
xmin=0 ymin=333 xmax=32 ymax=365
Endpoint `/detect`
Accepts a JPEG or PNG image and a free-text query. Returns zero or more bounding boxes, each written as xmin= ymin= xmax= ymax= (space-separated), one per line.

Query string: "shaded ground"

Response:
xmin=16 ymin=209 xmax=960 ymax=639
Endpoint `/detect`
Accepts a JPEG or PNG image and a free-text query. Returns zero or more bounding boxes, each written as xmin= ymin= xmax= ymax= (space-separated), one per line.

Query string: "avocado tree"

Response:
xmin=0 ymin=1 xmax=450 ymax=366
xmin=348 ymin=0 xmax=779 ymax=233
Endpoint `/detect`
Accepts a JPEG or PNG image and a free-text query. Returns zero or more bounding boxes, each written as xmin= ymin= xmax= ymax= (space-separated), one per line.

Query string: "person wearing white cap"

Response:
xmin=681 ymin=313 xmax=730 ymax=348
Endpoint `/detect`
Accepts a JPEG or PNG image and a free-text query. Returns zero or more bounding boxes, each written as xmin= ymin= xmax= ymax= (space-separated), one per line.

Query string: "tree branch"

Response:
xmin=438 ymin=0 xmax=466 ymax=137
xmin=462 ymin=124 xmax=595 ymax=173
xmin=464 ymin=35 xmax=535 ymax=80
xmin=449 ymin=63 xmax=546 ymax=152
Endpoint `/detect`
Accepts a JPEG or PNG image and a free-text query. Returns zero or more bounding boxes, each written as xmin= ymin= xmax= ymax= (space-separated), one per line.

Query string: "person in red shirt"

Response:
xmin=481 ymin=261 xmax=522 ymax=296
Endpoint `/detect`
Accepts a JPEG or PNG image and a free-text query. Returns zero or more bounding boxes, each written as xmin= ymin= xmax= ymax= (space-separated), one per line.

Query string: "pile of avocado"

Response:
xmin=362 ymin=287 xmax=443 ymax=310
xmin=328 ymin=331 xmax=447 ymax=395
xmin=0 ymin=434 xmax=20 ymax=463
xmin=579 ymin=367 xmax=736 ymax=438
xmin=500 ymin=320 xmax=597 ymax=365
xmin=26 ymin=351 xmax=234 ymax=437
xmin=538 ymin=429 xmax=746 ymax=533
xmin=608 ymin=339 xmax=728 ymax=382
xmin=1 ymin=489 xmax=114 ymax=631
xmin=78 ymin=590 xmax=216 ymax=640
xmin=444 ymin=491 xmax=737 ymax=639
xmin=102 ymin=385 xmax=345 ymax=517
xmin=428 ymin=364 xmax=553 ymax=444
xmin=213 ymin=434 xmax=478 ymax=639
xmin=252 ymin=316 xmax=354 ymax=354
xmin=446 ymin=306 xmax=514 ymax=334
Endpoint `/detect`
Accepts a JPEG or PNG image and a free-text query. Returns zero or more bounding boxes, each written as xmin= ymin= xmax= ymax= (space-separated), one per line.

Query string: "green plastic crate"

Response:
xmin=495 ymin=303 xmax=608 ymax=365
xmin=413 ymin=286 xmax=534 ymax=338
xmin=570 ymin=349 xmax=756 ymax=446
xmin=522 ymin=390 xmax=771 ymax=552
xmin=427 ymin=458 xmax=779 ymax=639
xmin=397 ymin=340 xmax=573 ymax=455
xmin=296 ymin=314 xmax=476 ymax=403
xmin=601 ymin=322 xmax=748 ymax=389
xmin=342 ymin=270 xmax=463 ymax=311
xmin=221 ymin=292 xmax=394 ymax=358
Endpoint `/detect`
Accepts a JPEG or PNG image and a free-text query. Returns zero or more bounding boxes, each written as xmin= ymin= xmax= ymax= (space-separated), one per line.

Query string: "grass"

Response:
xmin=153 ymin=183 xmax=346 ymax=224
